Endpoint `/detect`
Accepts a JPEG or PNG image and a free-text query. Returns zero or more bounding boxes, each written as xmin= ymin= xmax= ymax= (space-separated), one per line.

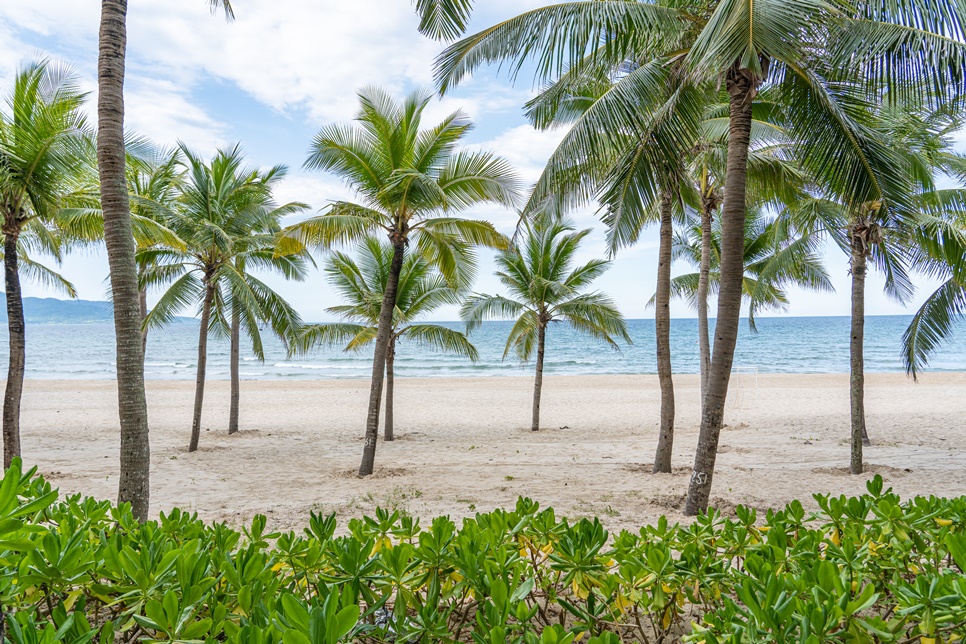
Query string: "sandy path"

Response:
xmin=18 ymin=372 xmax=966 ymax=532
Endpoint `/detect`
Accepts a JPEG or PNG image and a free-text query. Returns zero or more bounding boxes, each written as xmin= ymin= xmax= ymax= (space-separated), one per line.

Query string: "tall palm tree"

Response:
xmin=97 ymin=0 xmax=233 ymax=520
xmin=0 ymin=60 xmax=89 ymax=468
xmin=144 ymin=144 xmax=306 ymax=452
xmin=461 ymin=217 xmax=631 ymax=432
xmin=292 ymin=236 xmax=478 ymax=441
xmin=223 ymin=243 xmax=309 ymax=436
xmin=281 ymin=87 xmax=518 ymax=476
xmin=432 ymin=0 xmax=966 ymax=513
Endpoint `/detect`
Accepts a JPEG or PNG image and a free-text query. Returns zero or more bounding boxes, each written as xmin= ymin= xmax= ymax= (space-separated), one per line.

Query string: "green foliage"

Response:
xmin=667 ymin=207 xmax=833 ymax=329
xmin=280 ymin=87 xmax=518 ymax=290
xmin=291 ymin=235 xmax=477 ymax=361
xmin=461 ymin=216 xmax=630 ymax=362
xmin=0 ymin=59 xmax=92 ymax=297
xmin=2 ymin=460 xmax=965 ymax=643
xmin=140 ymin=144 xmax=309 ymax=357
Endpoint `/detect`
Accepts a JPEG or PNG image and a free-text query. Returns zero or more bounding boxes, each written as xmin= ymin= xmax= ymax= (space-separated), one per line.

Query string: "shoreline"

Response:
xmin=15 ymin=372 xmax=966 ymax=531
xmin=13 ymin=368 xmax=966 ymax=383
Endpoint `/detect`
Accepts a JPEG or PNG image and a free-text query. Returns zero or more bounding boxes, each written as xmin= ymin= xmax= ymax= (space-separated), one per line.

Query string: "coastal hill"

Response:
xmin=0 ymin=295 xmax=194 ymax=324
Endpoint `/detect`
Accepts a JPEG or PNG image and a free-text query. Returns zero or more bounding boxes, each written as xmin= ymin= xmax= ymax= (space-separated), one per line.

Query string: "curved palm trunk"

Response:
xmin=228 ymin=305 xmax=240 ymax=435
xmin=138 ymin=287 xmax=148 ymax=355
xmin=3 ymin=226 xmax=25 ymax=468
xmin=531 ymin=322 xmax=547 ymax=432
xmin=359 ymin=234 xmax=406 ymax=476
xmin=98 ymin=0 xmax=150 ymax=520
xmin=697 ymin=203 xmax=714 ymax=399
xmin=384 ymin=335 xmax=396 ymax=442
xmin=849 ymin=234 xmax=869 ymax=474
xmin=685 ymin=66 xmax=758 ymax=516
xmin=188 ymin=283 xmax=215 ymax=452
xmin=653 ymin=190 xmax=675 ymax=473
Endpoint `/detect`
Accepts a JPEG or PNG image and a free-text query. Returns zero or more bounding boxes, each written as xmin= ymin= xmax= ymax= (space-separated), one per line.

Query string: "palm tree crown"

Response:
xmin=293 ymin=236 xmax=477 ymax=361
xmin=463 ymin=218 xmax=630 ymax=360
xmin=281 ymin=86 xmax=518 ymax=286
xmin=668 ymin=207 xmax=833 ymax=328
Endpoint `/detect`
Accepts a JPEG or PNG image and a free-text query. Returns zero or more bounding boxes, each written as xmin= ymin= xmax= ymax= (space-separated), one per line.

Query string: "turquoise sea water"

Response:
xmin=0 ymin=315 xmax=963 ymax=380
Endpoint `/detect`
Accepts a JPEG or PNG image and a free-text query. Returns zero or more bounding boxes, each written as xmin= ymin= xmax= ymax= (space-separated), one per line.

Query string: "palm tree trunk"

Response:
xmin=138 ymin=287 xmax=148 ymax=355
xmin=98 ymin=0 xmax=150 ymax=520
xmin=3 ymin=225 xmax=25 ymax=468
xmin=685 ymin=66 xmax=758 ymax=516
xmin=531 ymin=322 xmax=546 ymax=432
xmin=189 ymin=282 xmax=214 ymax=453
xmin=653 ymin=190 xmax=675 ymax=473
xmin=228 ymin=305 xmax=240 ymax=435
xmin=849 ymin=231 xmax=869 ymax=474
xmin=697 ymin=203 xmax=713 ymax=399
xmin=384 ymin=335 xmax=395 ymax=442
xmin=359 ymin=234 xmax=406 ymax=476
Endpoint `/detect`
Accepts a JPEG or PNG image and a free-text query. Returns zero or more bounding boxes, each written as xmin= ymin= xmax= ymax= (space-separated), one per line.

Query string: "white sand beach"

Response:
xmin=18 ymin=372 xmax=966 ymax=531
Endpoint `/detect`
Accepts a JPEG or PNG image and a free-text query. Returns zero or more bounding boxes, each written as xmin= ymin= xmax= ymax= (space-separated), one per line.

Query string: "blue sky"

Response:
xmin=0 ymin=0 xmax=957 ymax=322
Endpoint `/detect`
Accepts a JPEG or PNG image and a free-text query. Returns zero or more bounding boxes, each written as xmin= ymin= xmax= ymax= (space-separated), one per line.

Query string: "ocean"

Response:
xmin=0 ymin=315 xmax=962 ymax=380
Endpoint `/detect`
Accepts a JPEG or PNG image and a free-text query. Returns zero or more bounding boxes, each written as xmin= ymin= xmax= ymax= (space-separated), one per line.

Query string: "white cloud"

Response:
xmin=123 ymin=0 xmax=441 ymax=124
xmin=125 ymin=78 xmax=229 ymax=153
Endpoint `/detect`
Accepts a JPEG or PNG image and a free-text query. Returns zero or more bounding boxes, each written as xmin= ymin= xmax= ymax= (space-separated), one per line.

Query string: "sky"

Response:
xmin=0 ymin=0 xmax=959 ymax=322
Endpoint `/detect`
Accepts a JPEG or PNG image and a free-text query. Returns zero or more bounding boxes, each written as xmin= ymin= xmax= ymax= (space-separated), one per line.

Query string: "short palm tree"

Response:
xmin=461 ymin=217 xmax=631 ymax=432
xmin=282 ymin=86 xmax=519 ymax=476
xmin=97 ymin=0 xmax=234 ymax=520
xmin=144 ymin=144 xmax=307 ymax=452
xmin=292 ymin=236 xmax=478 ymax=441
xmin=0 ymin=60 xmax=89 ymax=468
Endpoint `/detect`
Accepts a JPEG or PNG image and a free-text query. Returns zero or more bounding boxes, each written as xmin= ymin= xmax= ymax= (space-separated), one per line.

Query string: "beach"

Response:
xmin=21 ymin=372 xmax=966 ymax=531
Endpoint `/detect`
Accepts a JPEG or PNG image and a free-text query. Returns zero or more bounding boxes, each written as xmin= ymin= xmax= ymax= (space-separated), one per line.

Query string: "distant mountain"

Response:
xmin=0 ymin=295 xmax=196 ymax=324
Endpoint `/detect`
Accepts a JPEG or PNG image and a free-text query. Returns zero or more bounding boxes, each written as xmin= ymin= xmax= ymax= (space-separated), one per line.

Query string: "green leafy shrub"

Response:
xmin=1 ymin=459 xmax=964 ymax=643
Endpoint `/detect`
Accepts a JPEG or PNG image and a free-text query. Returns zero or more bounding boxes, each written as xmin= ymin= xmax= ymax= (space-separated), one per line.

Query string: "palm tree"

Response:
xmin=97 ymin=0 xmax=233 ymax=520
xmin=292 ymin=236 xmax=478 ymax=441
xmin=144 ymin=144 xmax=306 ymax=452
xmin=281 ymin=87 xmax=518 ymax=476
xmin=224 ymin=245 xmax=309 ymax=435
xmin=461 ymin=217 xmax=631 ymax=431
xmin=802 ymin=104 xmax=966 ymax=473
xmin=0 ymin=60 xmax=89 ymax=468
xmin=666 ymin=206 xmax=833 ymax=324
xmin=431 ymin=0 xmax=966 ymax=514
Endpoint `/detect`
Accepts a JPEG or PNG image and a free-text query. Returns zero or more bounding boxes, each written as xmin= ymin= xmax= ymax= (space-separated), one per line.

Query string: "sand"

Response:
xmin=18 ymin=372 xmax=966 ymax=532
